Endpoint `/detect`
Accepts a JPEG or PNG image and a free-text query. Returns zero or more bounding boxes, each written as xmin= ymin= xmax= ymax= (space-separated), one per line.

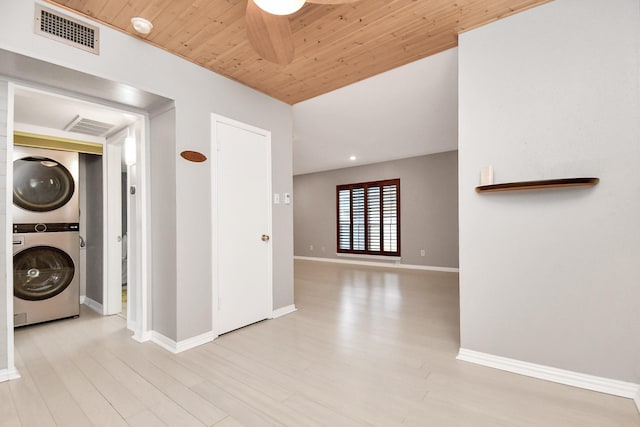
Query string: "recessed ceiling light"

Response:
xmin=131 ymin=17 xmax=153 ymax=35
xmin=349 ymin=155 xmax=356 ymax=161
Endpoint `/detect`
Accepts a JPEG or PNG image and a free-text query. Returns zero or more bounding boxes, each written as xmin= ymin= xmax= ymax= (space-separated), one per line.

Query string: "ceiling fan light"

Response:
xmin=253 ymin=0 xmax=305 ymax=15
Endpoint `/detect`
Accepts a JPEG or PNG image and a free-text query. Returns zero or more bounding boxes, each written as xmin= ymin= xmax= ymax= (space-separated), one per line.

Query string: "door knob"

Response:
xmin=261 ymin=234 xmax=270 ymax=242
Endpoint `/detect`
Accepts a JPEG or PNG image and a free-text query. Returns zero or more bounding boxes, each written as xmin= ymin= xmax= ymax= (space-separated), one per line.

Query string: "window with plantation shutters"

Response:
xmin=336 ymin=179 xmax=400 ymax=256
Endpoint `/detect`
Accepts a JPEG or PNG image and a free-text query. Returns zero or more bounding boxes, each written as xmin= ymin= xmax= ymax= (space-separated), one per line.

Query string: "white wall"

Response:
xmin=459 ymin=0 xmax=640 ymax=383
xmin=0 ymin=0 xmax=293 ymax=348
xmin=293 ymin=48 xmax=458 ymax=175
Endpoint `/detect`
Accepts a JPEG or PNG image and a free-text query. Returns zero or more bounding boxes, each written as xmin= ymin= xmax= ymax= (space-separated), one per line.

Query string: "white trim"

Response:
xmin=336 ymin=253 xmax=401 ymax=261
xmin=149 ymin=330 xmax=216 ymax=354
xmin=126 ymin=319 xmax=138 ymax=334
xmin=131 ymin=330 xmax=152 ymax=343
xmin=103 ymin=137 xmax=123 ymax=316
xmin=80 ymin=295 xmax=86 ymax=304
xmin=148 ymin=331 xmax=176 ymax=353
xmin=294 ymin=256 xmax=460 ymax=273
xmin=635 ymin=389 xmax=640 ymax=414
xmin=457 ymin=349 xmax=640 ymax=401
xmin=83 ymin=296 xmax=103 ymax=314
xmin=5 ymin=82 xmax=16 ymax=379
xmin=271 ymin=304 xmax=297 ymax=319
xmin=102 ymin=113 xmax=149 ymax=342
xmin=136 ymin=116 xmax=151 ymax=342
xmin=0 ymin=367 xmax=20 ymax=382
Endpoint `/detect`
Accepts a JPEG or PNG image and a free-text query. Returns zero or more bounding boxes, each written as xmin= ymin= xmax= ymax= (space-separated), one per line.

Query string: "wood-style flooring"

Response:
xmin=5 ymin=259 xmax=639 ymax=426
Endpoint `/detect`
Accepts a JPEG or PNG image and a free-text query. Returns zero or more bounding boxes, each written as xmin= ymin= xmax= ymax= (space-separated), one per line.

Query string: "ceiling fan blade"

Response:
xmin=246 ymin=0 xmax=295 ymax=65
xmin=306 ymin=0 xmax=361 ymax=4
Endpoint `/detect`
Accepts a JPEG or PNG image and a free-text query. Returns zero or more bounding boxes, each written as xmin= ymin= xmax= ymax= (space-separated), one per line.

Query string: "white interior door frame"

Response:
xmin=4 ymin=82 xmax=18 ymax=380
xmin=131 ymin=118 xmax=151 ymax=341
xmin=3 ymin=79 xmax=155 ymax=381
xmin=210 ymin=113 xmax=273 ymax=337
xmin=103 ymin=136 xmax=122 ymax=316
xmin=103 ymin=118 xmax=151 ymax=342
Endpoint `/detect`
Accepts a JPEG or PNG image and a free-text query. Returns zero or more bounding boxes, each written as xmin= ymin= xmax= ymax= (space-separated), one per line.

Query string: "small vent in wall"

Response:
xmin=35 ymin=5 xmax=99 ymax=55
xmin=65 ymin=115 xmax=115 ymax=137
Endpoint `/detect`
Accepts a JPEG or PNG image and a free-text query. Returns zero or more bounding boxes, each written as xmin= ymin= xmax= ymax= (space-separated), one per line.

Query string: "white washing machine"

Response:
xmin=13 ymin=223 xmax=80 ymax=327
xmin=13 ymin=146 xmax=79 ymax=224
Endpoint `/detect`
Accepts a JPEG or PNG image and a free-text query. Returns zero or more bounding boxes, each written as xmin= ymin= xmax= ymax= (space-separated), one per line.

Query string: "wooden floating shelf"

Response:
xmin=476 ymin=177 xmax=599 ymax=193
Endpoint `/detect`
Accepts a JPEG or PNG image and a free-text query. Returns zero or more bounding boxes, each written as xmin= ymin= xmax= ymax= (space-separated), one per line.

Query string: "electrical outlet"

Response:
xmin=420 ymin=249 xmax=426 ymax=257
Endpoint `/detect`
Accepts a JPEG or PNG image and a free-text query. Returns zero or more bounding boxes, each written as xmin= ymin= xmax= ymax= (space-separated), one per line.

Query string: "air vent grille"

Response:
xmin=65 ymin=115 xmax=115 ymax=137
xmin=35 ymin=5 xmax=99 ymax=55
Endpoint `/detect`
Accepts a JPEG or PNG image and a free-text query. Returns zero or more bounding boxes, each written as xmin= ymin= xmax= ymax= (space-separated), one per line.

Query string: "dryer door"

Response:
xmin=13 ymin=156 xmax=75 ymax=212
xmin=14 ymin=245 xmax=75 ymax=301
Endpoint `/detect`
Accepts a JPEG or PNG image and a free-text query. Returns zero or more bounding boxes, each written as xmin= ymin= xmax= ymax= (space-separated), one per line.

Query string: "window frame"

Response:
xmin=336 ymin=178 xmax=401 ymax=257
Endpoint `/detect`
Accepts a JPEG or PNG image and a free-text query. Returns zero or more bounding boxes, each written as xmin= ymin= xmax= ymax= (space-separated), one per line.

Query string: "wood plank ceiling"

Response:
xmin=45 ymin=0 xmax=550 ymax=104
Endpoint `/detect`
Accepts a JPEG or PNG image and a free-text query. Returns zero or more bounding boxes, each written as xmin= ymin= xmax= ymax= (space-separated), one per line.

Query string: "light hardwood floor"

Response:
xmin=5 ymin=259 xmax=639 ymax=426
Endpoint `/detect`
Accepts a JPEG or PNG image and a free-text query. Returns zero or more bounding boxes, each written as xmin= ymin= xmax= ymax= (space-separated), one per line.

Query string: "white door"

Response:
xmin=212 ymin=114 xmax=272 ymax=335
xmin=104 ymin=141 xmax=122 ymax=315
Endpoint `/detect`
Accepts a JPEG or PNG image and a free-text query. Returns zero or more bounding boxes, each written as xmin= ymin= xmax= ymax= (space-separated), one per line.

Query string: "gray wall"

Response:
xmin=0 ymin=81 xmax=8 ymax=371
xmin=82 ymin=154 xmax=104 ymax=304
xmin=458 ymin=0 xmax=640 ymax=383
xmin=294 ymin=151 xmax=458 ymax=268
xmin=0 ymin=0 xmax=294 ymax=346
xmin=150 ymin=107 xmax=177 ymax=339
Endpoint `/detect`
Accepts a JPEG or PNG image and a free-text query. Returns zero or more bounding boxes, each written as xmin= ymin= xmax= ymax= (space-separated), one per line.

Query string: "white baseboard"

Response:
xmin=80 ymin=296 xmax=85 ymax=304
xmin=271 ymin=304 xmax=297 ymax=319
xmin=131 ymin=330 xmax=152 ymax=343
xmin=294 ymin=255 xmax=459 ymax=273
xmin=83 ymin=297 xmax=103 ymax=314
xmin=149 ymin=330 xmax=216 ymax=354
xmin=127 ymin=319 xmax=138 ymax=333
xmin=457 ymin=349 xmax=640 ymax=403
xmin=0 ymin=367 xmax=20 ymax=382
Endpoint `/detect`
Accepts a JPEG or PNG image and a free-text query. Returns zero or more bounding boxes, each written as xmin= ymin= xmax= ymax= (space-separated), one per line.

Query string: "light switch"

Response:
xmin=273 ymin=193 xmax=280 ymax=204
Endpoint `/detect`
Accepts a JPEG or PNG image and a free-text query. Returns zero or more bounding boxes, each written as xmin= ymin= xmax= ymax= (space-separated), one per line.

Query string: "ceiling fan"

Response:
xmin=246 ymin=0 xmax=359 ymax=65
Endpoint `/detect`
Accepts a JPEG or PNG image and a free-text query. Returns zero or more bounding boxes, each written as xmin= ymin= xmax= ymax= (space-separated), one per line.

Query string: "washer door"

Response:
xmin=13 ymin=156 xmax=75 ymax=212
xmin=14 ymin=245 xmax=75 ymax=301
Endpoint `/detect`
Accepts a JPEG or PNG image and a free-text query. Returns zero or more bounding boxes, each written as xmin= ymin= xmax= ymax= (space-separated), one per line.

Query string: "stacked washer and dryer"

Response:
xmin=12 ymin=146 xmax=80 ymax=327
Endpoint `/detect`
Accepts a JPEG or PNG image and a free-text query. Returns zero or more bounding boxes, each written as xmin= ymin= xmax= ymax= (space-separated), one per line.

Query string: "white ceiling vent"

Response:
xmin=65 ymin=115 xmax=115 ymax=137
xmin=35 ymin=5 xmax=99 ymax=55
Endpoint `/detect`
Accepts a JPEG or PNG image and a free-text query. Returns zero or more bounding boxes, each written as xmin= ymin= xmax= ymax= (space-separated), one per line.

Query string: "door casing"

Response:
xmin=5 ymin=83 xmax=151 ymax=348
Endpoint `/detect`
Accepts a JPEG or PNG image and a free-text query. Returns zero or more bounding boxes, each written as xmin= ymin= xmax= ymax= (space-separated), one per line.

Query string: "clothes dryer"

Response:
xmin=13 ymin=223 xmax=80 ymax=327
xmin=13 ymin=146 xmax=79 ymax=224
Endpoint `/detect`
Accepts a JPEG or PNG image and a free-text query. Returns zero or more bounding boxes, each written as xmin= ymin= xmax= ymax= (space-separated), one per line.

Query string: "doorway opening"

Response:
xmin=2 ymin=49 xmax=174 ymax=374
xmin=11 ymin=84 xmax=145 ymax=334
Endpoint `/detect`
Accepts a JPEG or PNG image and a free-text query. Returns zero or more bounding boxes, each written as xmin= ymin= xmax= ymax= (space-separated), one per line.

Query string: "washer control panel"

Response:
xmin=13 ymin=222 xmax=79 ymax=233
